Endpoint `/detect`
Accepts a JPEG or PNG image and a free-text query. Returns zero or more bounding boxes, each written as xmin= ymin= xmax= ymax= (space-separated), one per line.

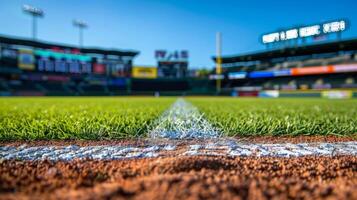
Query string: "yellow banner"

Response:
xmin=18 ymin=49 xmax=35 ymax=70
xmin=132 ymin=66 xmax=157 ymax=78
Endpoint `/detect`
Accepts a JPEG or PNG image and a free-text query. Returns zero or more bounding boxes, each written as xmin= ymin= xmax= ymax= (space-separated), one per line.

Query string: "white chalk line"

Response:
xmin=149 ymin=98 xmax=221 ymax=139
xmin=1 ymin=140 xmax=357 ymax=161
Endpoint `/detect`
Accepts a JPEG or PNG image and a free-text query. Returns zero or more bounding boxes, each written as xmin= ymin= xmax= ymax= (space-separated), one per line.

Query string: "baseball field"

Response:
xmin=0 ymin=97 xmax=357 ymax=199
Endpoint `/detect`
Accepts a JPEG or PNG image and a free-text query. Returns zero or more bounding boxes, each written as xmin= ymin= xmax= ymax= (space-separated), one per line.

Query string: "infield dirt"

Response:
xmin=0 ymin=156 xmax=356 ymax=200
xmin=0 ymin=136 xmax=357 ymax=199
xmin=1 ymin=136 xmax=357 ymax=200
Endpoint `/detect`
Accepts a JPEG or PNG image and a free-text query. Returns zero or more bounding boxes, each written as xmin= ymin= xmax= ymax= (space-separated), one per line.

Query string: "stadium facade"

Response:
xmin=0 ymin=35 xmax=216 ymax=96
xmin=213 ymin=38 xmax=357 ymax=97
xmin=1 ymin=34 xmax=357 ymax=97
xmin=0 ymin=35 xmax=138 ymax=96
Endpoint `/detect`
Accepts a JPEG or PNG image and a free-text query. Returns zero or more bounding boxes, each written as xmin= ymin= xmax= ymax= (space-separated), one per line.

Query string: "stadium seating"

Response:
xmin=78 ymin=84 xmax=109 ymax=96
xmin=220 ymin=40 xmax=357 ymax=91
xmin=8 ymin=81 xmax=39 ymax=92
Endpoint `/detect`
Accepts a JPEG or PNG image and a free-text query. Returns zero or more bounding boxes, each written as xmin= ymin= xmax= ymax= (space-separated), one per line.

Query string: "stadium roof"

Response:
xmin=0 ymin=35 xmax=139 ymax=57
xmin=213 ymin=38 xmax=357 ymax=63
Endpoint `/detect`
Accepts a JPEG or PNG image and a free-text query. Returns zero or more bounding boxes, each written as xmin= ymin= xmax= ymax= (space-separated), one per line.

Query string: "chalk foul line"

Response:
xmin=149 ymin=98 xmax=221 ymax=139
xmin=1 ymin=141 xmax=357 ymax=161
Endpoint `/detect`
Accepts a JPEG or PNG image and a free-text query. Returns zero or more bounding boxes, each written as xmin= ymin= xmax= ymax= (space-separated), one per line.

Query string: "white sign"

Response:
xmin=209 ymin=74 xmax=224 ymax=80
xmin=155 ymin=50 xmax=188 ymax=62
xmin=322 ymin=91 xmax=352 ymax=99
xmin=299 ymin=25 xmax=320 ymax=37
xmin=228 ymin=72 xmax=247 ymax=79
xmin=262 ymin=20 xmax=347 ymax=44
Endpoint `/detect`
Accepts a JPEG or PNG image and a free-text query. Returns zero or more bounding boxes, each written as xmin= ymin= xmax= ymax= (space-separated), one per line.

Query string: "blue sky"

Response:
xmin=0 ymin=0 xmax=357 ymax=69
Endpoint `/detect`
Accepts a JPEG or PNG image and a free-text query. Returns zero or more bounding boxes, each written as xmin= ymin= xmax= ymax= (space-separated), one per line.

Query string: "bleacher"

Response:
xmin=0 ymin=78 xmax=128 ymax=96
xmin=131 ymin=78 xmax=189 ymax=91
xmin=0 ymin=81 xmax=8 ymax=91
xmin=218 ymin=38 xmax=357 ymax=91
xmin=8 ymin=81 xmax=36 ymax=91
xmin=37 ymin=82 xmax=72 ymax=96
xmin=247 ymin=73 xmax=357 ymax=90
xmin=79 ymin=84 xmax=109 ymax=96
xmin=107 ymin=85 xmax=126 ymax=95
xmin=6 ymin=81 xmax=43 ymax=95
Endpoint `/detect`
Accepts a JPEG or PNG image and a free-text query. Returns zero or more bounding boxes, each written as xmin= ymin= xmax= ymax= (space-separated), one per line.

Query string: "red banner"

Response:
xmin=93 ymin=63 xmax=105 ymax=74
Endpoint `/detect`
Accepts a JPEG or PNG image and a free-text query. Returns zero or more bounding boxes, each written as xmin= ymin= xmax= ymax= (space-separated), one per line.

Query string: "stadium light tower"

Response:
xmin=73 ymin=19 xmax=88 ymax=48
xmin=22 ymin=4 xmax=44 ymax=40
xmin=216 ymin=32 xmax=222 ymax=94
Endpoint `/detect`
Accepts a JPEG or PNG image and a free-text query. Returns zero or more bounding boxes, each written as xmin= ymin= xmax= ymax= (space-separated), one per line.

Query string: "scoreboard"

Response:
xmin=155 ymin=50 xmax=188 ymax=78
xmin=35 ymin=49 xmax=92 ymax=73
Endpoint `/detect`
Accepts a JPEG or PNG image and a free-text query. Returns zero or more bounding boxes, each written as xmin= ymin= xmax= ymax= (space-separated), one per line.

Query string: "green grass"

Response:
xmin=0 ymin=97 xmax=174 ymax=140
xmin=1 ymin=97 xmax=356 ymax=140
xmin=189 ymin=98 xmax=357 ymax=136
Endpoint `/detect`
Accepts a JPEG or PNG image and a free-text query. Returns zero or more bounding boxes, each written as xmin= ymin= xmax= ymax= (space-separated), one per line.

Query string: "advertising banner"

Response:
xmin=333 ymin=64 xmax=357 ymax=73
xmin=291 ymin=66 xmax=334 ymax=76
xmin=262 ymin=20 xmax=347 ymax=44
xmin=132 ymin=66 xmax=157 ymax=79
xmin=322 ymin=90 xmax=352 ymax=99
xmin=18 ymin=49 xmax=35 ymax=70
xmin=249 ymin=71 xmax=274 ymax=78
xmin=228 ymin=72 xmax=247 ymax=79
xmin=273 ymin=69 xmax=291 ymax=77
xmin=245 ymin=64 xmax=357 ymax=79
xmin=209 ymin=74 xmax=224 ymax=80
xmin=34 ymin=49 xmax=91 ymax=62
xmin=109 ymin=78 xmax=127 ymax=86
xmin=238 ymin=91 xmax=259 ymax=97
xmin=93 ymin=63 xmax=106 ymax=74
xmin=259 ymin=90 xmax=279 ymax=98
